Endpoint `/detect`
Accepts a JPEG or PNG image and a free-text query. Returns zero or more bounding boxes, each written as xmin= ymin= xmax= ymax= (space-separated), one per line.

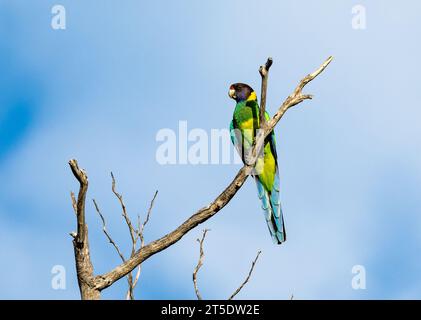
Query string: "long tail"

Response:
xmin=255 ymin=172 xmax=286 ymax=244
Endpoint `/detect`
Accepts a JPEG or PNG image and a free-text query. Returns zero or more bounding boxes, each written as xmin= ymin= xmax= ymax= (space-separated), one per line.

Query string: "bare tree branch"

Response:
xmin=131 ymin=264 xmax=142 ymax=295
xmin=68 ymin=159 xmax=100 ymax=299
xmin=138 ymin=190 xmax=158 ymax=244
xmin=70 ymin=191 xmax=77 ymax=215
xmin=92 ymin=199 xmax=126 ymax=262
xmin=109 ymin=173 xmax=136 ymax=299
xmin=127 ymin=190 xmax=158 ymax=299
xmin=96 ymin=175 xmax=158 ymax=300
xmin=259 ymin=57 xmax=273 ymax=127
xmin=92 ymin=199 xmax=126 ymax=261
xmin=228 ymin=251 xmax=261 ymax=300
xmin=90 ymin=56 xmax=332 ymax=291
xmin=69 ymin=160 xmax=88 ymax=245
xmin=111 ymin=172 xmax=136 ymax=244
xmin=93 ymin=198 xmax=137 ymax=299
xmin=192 ymin=230 xmax=261 ymax=300
xmin=192 ymin=229 xmax=209 ymax=300
xmin=94 ymin=166 xmax=251 ymax=290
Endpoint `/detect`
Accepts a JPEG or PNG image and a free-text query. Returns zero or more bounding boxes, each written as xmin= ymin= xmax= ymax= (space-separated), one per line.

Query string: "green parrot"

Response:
xmin=228 ymin=83 xmax=286 ymax=244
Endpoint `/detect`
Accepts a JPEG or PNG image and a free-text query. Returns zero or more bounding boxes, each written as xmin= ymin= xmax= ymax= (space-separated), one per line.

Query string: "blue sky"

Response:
xmin=1 ymin=0 xmax=421 ymax=299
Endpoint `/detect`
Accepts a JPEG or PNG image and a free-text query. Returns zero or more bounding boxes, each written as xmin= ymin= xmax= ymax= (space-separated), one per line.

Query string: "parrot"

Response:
xmin=228 ymin=83 xmax=286 ymax=244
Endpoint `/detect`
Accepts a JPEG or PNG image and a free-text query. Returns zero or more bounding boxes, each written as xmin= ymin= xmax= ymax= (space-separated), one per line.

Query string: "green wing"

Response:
xmin=230 ymin=100 xmax=285 ymax=243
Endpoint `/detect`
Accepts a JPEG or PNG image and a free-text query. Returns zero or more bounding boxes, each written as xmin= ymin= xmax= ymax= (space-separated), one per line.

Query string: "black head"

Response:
xmin=228 ymin=83 xmax=256 ymax=103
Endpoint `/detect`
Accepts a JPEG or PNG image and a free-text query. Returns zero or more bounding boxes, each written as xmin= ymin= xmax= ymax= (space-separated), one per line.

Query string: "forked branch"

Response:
xmin=92 ymin=174 xmax=158 ymax=300
xmin=192 ymin=229 xmax=210 ymax=300
xmin=192 ymin=230 xmax=261 ymax=300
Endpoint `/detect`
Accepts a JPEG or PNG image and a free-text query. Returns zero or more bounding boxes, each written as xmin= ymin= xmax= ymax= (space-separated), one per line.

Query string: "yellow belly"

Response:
xmin=237 ymin=115 xmax=275 ymax=190
xmin=255 ymin=142 xmax=276 ymax=191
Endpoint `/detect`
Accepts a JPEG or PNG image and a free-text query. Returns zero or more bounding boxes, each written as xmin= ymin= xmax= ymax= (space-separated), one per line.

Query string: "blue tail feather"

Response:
xmin=255 ymin=170 xmax=286 ymax=244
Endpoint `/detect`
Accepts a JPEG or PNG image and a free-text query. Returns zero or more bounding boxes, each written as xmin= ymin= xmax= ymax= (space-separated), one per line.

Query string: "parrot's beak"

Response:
xmin=228 ymin=88 xmax=236 ymax=99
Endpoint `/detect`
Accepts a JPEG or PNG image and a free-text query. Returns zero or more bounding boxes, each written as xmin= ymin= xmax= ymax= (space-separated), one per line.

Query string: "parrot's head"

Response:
xmin=228 ymin=83 xmax=257 ymax=103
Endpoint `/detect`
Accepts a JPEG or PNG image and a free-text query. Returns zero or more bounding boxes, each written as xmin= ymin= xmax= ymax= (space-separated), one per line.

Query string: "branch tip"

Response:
xmin=69 ymin=158 xmax=88 ymax=185
xmin=265 ymin=57 xmax=273 ymax=70
xmin=228 ymin=250 xmax=262 ymax=300
xmin=259 ymin=57 xmax=273 ymax=75
xmin=192 ymin=229 xmax=210 ymax=300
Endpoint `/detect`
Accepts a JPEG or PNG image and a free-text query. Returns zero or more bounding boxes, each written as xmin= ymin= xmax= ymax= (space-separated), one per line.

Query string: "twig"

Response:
xmin=192 ymin=230 xmax=261 ymax=300
xmin=126 ymin=190 xmax=158 ymax=299
xmin=93 ymin=198 xmax=136 ymax=299
xmin=228 ymin=251 xmax=261 ymax=300
xmin=259 ymin=57 xmax=273 ymax=127
xmin=131 ymin=265 xmax=142 ymax=292
xmin=92 ymin=199 xmax=126 ymax=262
xmin=138 ymin=190 xmax=158 ymax=244
xmin=109 ymin=172 xmax=141 ymax=299
xmin=70 ymin=192 xmax=77 ymax=215
xmin=111 ymin=172 xmax=136 ymax=244
xmin=92 ymin=178 xmax=158 ymax=299
xmin=192 ymin=229 xmax=209 ymax=300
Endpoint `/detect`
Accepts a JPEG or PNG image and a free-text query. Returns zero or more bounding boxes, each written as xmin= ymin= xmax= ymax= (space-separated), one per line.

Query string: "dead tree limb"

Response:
xmin=259 ymin=57 xmax=273 ymax=127
xmin=192 ymin=230 xmax=261 ymax=300
xmin=93 ymin=199 xmax=125 ymax=261
xmin=228 ymin=251 xmax=261 ymax=300
xmin=92 ymin=166 xmax=252 ymax=291
xmin=68 ymin=159 xmax=100 ymax=300
xmin=69 ymin=56 xmax=333 ymax=298
xmin=127 ymin=190 xmax=158 ymax=299
xmin=192 ymin=229 xmax=209 ymax=300
xmin=92 ymin=198 xmax=135 ymax=298
xmin=92 ymin=176 xmax=157 ymax=300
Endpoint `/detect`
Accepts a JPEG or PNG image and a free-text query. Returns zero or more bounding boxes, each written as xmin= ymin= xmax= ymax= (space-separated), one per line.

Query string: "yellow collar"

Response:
xmin=247 ymin=91 xmax=257 ymax=101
